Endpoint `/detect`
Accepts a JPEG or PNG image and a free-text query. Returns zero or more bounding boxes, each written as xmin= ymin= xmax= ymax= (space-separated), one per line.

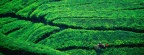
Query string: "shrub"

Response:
xmin=0 ymin=20 xmax=32 ymax=34
xmin=0 ymin=17 xmax=17 ymax=27
xmin=39 ymin=29 xmax=144 ymax=49
xmin=0 ymin=33 xmax=68 ymax=55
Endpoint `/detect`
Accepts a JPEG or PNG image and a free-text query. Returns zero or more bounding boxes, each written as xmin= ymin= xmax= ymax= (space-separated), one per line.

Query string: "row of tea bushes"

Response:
xmin=63 ymin=47 xmax=144 ymax=55
xmin=64 ymin=49 xmax=96 ymax=55
xmin=0 ymin=0 xmax=60 ymax=14
xmin=0 ymin=33 xmax=68 ymax=55
xmin=53 ymin=18 xmax=144 ymax=30
xmin=0 ymin=0 xmax=36 ymax=14
xmin=0 ymin=17 xmax=60 ymax=43
xmin=16 ymin=2 xmax=41 ymax=18
xmin=0 ymin=17 xmax=17 ymax=27
xmin=0 ymin=20 xmax=32 ymax=34
xmin=7 ymin=22 xmax=60 ymax=43
xmin=102 ymin=47 xmax=144 ymax=55
xmin=39 ymin=29 xmax=144 ymax=49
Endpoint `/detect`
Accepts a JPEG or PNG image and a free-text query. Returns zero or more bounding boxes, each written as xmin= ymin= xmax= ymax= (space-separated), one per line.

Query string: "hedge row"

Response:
xmin=64 ymin=49 xmax=96 ymax=55
xmin=0 ymin=17 xmax=17 ymax=27
xmin=0 ymin=20 xmax=32 ymax=34
xmin=16 ymin=2 xmax=41 ymax=18
xmin=26 ymin=25 xmax=60 ymax=43
xmin=63 ymin=47 xmax=144 ymax=55
xmin=0 ymin=33 xmax=68 ymax=55
xmin=0 ymin=0 xmax=11 ymax=6
xmin=0 ymin=0 xmax=36 ymax=14
xmin=39 ymin=29 xmax=144 ymax=49
xmin=53 ymin=18 xmax=144 ymax=30
xmin=102 ymin=47 xmax=144 ymax=55
xmin=7 ymin=22 xmax=60 ymax=43
xmin=0 ymin=0 xmax=61 ymax=14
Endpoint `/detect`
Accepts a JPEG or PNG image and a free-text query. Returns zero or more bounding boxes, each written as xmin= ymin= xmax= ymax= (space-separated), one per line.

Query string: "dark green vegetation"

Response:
xmin=0 ymin=0 xmax=144 ymax=55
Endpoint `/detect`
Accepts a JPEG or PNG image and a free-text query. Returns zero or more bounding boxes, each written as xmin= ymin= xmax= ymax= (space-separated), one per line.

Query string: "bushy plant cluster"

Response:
xmin=7 ymin=22 xmax=60 ymax=43
xmin=64 ymin=49 xmax=96 ymax=55
xmin=0 ymin=20 xmax=32 ymax=34
xmin=0 ymin=0 xmax=36 ymax=14
xmin=16 ymin=2 xmax=41 ymax=18
xmin=102 ymin=47 xmax=144 ymax=55
xmin=0 ymin=33 xmax=68 ymax=55
xmin=39 ymin=29 xmax=144 ymax=49
xmin=53 ymin=18 xmax=144 ymax=29
xmin=0 ymin=0 xmax=10 ymax=5
xmin=0 ymin=0 xmax=61 ymax=14
xmin=0 ymin=17 xmax=17 ymax=27
xmin=0 ymin=0 xmax=144 ymax=55
xmin=0 ymin=17 xmax=60 ymax=43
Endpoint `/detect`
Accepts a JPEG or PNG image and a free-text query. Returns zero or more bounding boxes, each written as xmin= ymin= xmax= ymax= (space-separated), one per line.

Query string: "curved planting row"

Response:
xmin=63 ymin=47 xmax=144 ymax=55
xmin=1 ymin=0 xmax=143 ymax=22
xmin=0 ymin=0 xmax=62 ymax=14
xmin=0 ymin=33 xmax=68 ymax=55
xmin=64 ymin=49 xmax=96 ymax=55
xmin=38 ymin=29 xmax=144 ymax=55
xmin=102 ymin=47 xmax=144 ymax=55
xmin=0 ymin=17 xmax=60 ymax=43
xmin=0 ymin=0 xmax=144 ymax=55
xmin=0 ymin=20 xmax=32 ymax=34
xmin=53 ymin=18 xmax=144 ymax=33
xmin=0 ymin=17 xmax=17 ymax=27
xmin=39 ymin=29 xmax=144 ymax=49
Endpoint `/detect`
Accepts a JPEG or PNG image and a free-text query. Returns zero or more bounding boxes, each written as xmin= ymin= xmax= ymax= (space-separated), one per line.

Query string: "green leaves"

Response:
xmin=53 ymin=18 xmax=144 ymax=30
xmin=16 ymin=2 xmax=40 ymax=18
xmin=0 ymin=17 xmax=17 ymax=27
xmin=0 ymin=20 xmax=32 ymax=34
xmin=103 ymin=47 xmax=144 ymax=55
xmin=0 ymin=0 xmax=144 ymax=55
xmin=0 ymin=33 xmax=68 ymax=55
xmin=39 ymin=29 xmax=144 ymax=50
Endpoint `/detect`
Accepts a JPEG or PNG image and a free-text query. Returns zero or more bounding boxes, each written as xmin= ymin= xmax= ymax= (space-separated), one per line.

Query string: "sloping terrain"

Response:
xmin=0 ymin=0 xmax=144 ymax=55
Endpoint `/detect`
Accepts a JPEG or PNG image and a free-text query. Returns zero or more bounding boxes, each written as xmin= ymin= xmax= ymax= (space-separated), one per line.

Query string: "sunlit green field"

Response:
xmin=0 ymin=0 xmax=144 ymax=55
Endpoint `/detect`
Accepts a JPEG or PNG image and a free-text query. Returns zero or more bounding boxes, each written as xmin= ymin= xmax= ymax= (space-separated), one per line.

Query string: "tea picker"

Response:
xmin=94 ymin=42 xmax=109 ymax=55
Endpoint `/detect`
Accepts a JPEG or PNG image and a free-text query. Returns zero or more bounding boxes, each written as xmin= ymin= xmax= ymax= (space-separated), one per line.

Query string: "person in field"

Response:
xmin=94 ymin=42 xmax=109 ymax=55
xmin=94 ymin=42 xmax=106 ymax=50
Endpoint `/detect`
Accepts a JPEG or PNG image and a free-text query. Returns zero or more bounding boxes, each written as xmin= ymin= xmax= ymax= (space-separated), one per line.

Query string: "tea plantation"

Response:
xmin=0 ymin=0 xmax=144 ymax=55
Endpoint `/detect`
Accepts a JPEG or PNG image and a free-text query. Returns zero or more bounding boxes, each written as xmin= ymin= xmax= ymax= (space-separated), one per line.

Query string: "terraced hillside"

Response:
xmin=0 ymin=0 xmax=144 ymax=55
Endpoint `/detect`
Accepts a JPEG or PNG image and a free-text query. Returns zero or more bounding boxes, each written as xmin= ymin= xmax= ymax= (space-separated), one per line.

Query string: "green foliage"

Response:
xmin=7 ymin=22 xmax=60 ymax=43
xmin=53 ymin=18 xmax=144 ymax=29
xmin=30 ymin=4 xmax=50 ymax=18
xmin=0 ymin=20 xmax=32 ymax=34
xmin=16 ymin=2 xmax=40 ymax=18
xmin=0 ymin=0 xmax=36 ymax=14
xmin=102 ymin=47 xmax=144 ymax=55
xmin=64 ymin=49 xmax=96 ymax=55
xmin=0 ymin=17 xmax=17 ymax=27
xmin=15 ymin=23 xmax=44 ymax=40
xmin=8 ymin=23 xmax=44 ymax=39
xmin=0 ymin=0 xmax=11 ymax=5
xmin=26 ymin=25 xmax=60 ymax=42
xmin=0 ymin=33 xmax=68 ymax=55
xmin=0 ymin=0 xmax=144 ymax=55
xmin=39 ymin=29 xmax=144 ymax=49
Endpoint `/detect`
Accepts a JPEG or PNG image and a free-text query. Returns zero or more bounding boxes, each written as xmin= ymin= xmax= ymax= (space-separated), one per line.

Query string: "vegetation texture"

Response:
xmin=0 ymin=0 xmax=144 ymax=55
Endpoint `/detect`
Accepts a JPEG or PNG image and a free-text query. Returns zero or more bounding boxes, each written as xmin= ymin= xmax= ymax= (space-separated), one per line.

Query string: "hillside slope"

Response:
xmin=0 ymin=0 xmax=144 ymax=55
